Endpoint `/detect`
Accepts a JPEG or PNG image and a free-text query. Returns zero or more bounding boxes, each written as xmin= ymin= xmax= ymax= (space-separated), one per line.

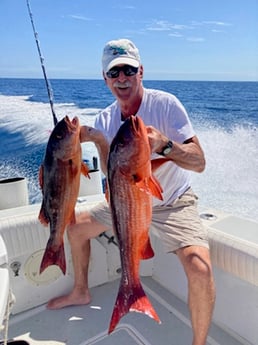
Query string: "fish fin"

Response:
xmin=148 ymin=175 xmax=163 ymax=200
xmin=38 ymin=204 xmax=49 ymax=226
xmin=81 ymin=161 xmax=90 ymax=178
xmin=40 ymin=240 xmax=66 ymax=275
xmin=134 ymin=175 xmax=163 ymax=201
xmin=108 ymin=281 xmax=160 ymax=334
xmin=38 ymin=166 xmax=49 ymax=225
xmin=141 ymin=237 xmax=155 ymax=260
xmin=105 ymin=183 xmax=110 ymax=203
xmin=69 ymin=211 xmax=76 ymax=225
xmin=134 ymin=178 xmax=148 ymax=192
xmin=151 ymin=158 xmax=170 ymax=172
xmin=38 ymin=165 xmax=44 ymax=189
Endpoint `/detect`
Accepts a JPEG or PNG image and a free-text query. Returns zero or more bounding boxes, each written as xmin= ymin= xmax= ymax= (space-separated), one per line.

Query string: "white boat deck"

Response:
xmin=4 ymin=277 xmax=246 ymax=345
xmin=1 ymin=195 xmax=258 ymax=345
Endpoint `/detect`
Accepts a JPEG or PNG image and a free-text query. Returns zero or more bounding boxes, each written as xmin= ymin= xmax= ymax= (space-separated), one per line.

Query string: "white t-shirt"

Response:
xmin=94 ymin=88 xmax=195 ymax=206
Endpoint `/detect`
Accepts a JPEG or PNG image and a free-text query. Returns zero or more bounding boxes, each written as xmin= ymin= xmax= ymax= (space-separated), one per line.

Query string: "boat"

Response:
xmin=0 ymin=174 xmax=257 ymax=345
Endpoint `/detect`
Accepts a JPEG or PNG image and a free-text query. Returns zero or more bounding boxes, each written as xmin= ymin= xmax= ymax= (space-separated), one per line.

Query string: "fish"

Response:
xmin=38 ymin=115 xmax=89 ymax=275
xmin=107 ymin=115 xmax=163 ymax=334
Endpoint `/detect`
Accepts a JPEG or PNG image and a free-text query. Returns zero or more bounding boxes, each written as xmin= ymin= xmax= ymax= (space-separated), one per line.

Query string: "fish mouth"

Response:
xmin=64 ymin=116 xmax=79 ymax=130
xmin=130 ymin=115 xmax=140 ymax=134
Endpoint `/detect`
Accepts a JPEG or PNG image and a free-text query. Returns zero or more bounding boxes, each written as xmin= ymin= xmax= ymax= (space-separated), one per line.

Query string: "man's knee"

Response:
xmin=177 ymin=246 xmax=213 ymax=281
xmin=66 ymin=211 xmax=92 ymax=240
xmin=68 ymin=211 xmax=109 ymax=242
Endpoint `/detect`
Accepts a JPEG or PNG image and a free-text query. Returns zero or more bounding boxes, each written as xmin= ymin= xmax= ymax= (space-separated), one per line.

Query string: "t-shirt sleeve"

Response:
xmin=168 ymin=97 xmax=195 ymax=143
xmin=142 ymin=90 xmax=195 ymax=144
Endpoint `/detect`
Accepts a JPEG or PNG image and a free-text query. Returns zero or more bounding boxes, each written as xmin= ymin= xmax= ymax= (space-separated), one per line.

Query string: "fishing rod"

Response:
xmin=26 ymin=0 xmax=58 ymax=126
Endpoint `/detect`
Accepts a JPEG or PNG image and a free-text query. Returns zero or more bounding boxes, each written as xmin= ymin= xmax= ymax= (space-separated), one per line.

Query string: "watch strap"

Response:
xmin=157 ymin=140 xmax=173 ymax=156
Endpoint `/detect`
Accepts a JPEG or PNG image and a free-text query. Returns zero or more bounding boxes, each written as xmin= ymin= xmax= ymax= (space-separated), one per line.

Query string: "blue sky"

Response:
xmin=0 ymin=0 xmax=257 ymax=81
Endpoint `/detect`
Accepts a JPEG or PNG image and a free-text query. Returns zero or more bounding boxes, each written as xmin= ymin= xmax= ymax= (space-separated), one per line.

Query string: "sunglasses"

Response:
xmin=106 ymin=65 xmax=139 ymax=79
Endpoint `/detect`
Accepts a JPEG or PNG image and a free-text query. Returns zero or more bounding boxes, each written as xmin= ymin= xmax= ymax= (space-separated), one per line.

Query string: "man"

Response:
xmin=47 ymin=39 xmax=215 ymax=345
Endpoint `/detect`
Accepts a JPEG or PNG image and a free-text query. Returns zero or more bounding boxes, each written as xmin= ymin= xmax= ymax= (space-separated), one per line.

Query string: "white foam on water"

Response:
xmin=192 ymin=123 xmax=258 ymax=221
xmin=0 ymin=94 xmax=99 ymax=147
xmin=0 ymin=94 xmax=257 ymax=221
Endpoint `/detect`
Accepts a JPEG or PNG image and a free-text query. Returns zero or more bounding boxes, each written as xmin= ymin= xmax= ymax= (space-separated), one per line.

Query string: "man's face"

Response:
xmin=104 ymin=64 xmax=143 ymax=103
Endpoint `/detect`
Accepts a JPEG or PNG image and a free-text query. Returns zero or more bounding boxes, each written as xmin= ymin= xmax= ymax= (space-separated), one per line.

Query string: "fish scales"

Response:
xmin=111 ymin=173 xmax=152 ymax=275
xmin=38 ymin=116 xmax=89 ymax=275
xmin=107 ymin=115 xmax=163 ymax=333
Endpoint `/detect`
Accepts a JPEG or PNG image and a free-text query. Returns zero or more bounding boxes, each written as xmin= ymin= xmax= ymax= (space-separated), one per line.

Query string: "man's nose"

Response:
xmin=117 ymin=70 xmax=127 ymax=81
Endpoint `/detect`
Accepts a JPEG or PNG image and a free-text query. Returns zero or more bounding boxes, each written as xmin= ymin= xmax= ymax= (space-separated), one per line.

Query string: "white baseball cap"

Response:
xmin=102 ymin=39 xmax=141 ymax=73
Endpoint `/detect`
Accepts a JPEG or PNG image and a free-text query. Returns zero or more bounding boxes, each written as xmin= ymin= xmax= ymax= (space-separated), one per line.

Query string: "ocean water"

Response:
xmin=0 ymin=78 xmax=257 ymax=221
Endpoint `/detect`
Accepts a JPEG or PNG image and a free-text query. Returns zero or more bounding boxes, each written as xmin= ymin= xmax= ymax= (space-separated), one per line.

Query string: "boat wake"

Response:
xmin=0 ymin=94 xmax=257 ymax=220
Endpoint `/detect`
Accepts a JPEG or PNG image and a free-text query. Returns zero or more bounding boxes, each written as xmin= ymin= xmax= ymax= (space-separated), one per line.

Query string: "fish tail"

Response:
xmin=38 ymin=204 xmax=49 ymax=226
xmin=81 ymin=161 xmax=90 ymax=178
xmin=40 ymin=239 xmax=66 ymax=275
xmin=108 ymin=281 xmax=160 ymax=334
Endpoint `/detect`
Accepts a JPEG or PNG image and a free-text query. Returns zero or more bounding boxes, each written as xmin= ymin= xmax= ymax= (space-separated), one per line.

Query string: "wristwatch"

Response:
xmin=157 ymin=140 xmax=173 ymax=156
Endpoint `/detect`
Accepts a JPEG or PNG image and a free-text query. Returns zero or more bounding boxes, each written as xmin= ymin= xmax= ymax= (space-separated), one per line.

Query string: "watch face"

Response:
xmin=163 ymin=147 xmax=172 ymax=155
xmin=158 ymin=140 xmax=173 ymax=156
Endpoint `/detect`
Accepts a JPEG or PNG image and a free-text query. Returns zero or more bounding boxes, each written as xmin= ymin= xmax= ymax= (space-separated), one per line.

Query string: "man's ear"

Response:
xmin=103 ymin=71 xmax=107 ymax=82
xmin=139 ymin=65 xmax=144 ymax=79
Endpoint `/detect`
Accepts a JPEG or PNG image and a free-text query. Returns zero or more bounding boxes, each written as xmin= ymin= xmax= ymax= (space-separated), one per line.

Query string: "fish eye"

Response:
xmin=132 ymin=174 xmax=141 ymax=183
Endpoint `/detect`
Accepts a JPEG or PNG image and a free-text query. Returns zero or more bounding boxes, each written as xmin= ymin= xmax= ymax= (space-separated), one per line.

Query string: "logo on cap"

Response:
xmin=110 ymin=45 xmax=127 ymax=56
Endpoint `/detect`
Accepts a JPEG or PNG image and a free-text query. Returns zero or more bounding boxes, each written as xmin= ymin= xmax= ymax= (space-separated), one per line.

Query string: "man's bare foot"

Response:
xmin=47 ymin=289 xmax=91 ymax=309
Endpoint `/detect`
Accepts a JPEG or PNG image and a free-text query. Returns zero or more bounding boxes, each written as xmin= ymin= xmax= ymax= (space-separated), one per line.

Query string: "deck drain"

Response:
xmin=200 ymin=213 xmax=217 ymax=221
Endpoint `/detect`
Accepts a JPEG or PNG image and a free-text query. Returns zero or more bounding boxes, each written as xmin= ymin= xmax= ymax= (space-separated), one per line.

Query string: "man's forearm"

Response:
xmin=94 ymin=138 xmax=109 ymax=175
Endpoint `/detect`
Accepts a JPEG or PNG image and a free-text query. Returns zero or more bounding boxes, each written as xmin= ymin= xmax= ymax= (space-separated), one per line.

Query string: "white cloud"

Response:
xmin=191 ymin=20 xmax=232 ymax=27
xmin=69 ymin=15 xmax=92 ymax=21
xmin=147 ymin=27 xmax=170 ymax=31
xmin=169 ymin=32 xmax=183 ymax=38
xmin=142 ymin=18 xmax=231 ymax=41
xmin=203 ymin=21 xmax=232 ymax=27
xmin=212 ymin=29 xmax=224 ymax=33
xmin=187 ymin=37 xmax=205 ymax=42
xmin=113 ymin=5 xmax=136 ymax=10
xmin=146 ymin=20 xmax=192 ymax=32
xmin=122 ymin=5 xmax=136 ymax=9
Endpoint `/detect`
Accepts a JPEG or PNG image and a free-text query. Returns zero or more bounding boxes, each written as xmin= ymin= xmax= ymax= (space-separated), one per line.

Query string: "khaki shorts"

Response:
xmin=89 ymin=187 xmax=209 ymax=253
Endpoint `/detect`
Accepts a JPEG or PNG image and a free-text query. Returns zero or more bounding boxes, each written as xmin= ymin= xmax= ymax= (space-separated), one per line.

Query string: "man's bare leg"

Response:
xmin=47 ymin=212 xmax=108 ymax=309
xmin=177 ymin=246 xmax=216 ymax=345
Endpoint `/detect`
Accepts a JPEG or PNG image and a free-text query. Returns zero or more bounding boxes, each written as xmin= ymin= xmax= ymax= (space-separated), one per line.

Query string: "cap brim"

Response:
xmin=105 ymin=57 xmax=140 ymax=72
